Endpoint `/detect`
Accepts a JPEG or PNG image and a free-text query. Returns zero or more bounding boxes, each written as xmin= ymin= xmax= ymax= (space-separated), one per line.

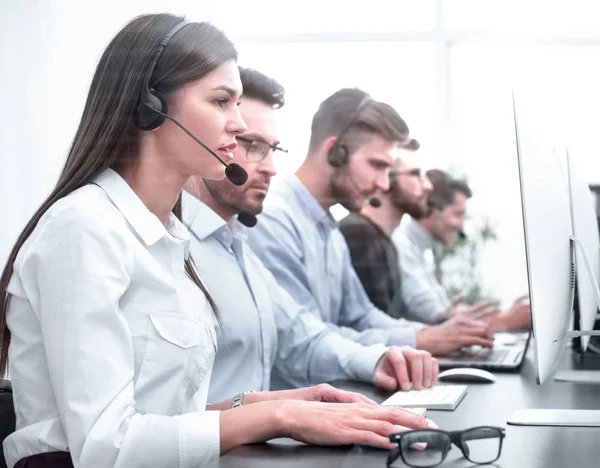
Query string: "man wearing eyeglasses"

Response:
xmin=339 ymin=148 xmax=433 ymax=320
xmin=183 ymin=68 xmax=439 ymax=404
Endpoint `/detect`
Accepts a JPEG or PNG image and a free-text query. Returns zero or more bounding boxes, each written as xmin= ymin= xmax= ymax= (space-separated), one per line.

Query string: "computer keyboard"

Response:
xmin=451 ymin=347 xmax=511 ymax=364
xmin=381 ymin=385 xmax=467 ymax=411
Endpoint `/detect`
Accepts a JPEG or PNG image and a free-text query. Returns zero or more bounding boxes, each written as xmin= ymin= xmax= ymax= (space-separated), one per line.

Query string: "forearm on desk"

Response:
xmin=274 ymin=332 xmax=389 ymax=387
xmin=219 ymin=401 xmax=287 ymax=454
xmin=208 ymin=390 xmax=309 ymax=411
xmin=328 ymin=321 xmax=418 ymax=348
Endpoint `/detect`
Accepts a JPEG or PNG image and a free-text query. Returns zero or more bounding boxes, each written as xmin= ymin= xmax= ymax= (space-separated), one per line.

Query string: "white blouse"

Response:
xmin=3 ymin=169 xmax=220 ymax=468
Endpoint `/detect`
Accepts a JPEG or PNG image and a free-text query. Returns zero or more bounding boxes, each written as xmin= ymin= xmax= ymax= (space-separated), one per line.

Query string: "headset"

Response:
xmin=133 ymin=18 xmax=248 ymax=186
xmin=326 ymin=95 xmax=381 ymax=208
xmin=327 ymin=95 xmax=373 ymax=168
xmin=134 ymin=20 xmax=190 ymax=131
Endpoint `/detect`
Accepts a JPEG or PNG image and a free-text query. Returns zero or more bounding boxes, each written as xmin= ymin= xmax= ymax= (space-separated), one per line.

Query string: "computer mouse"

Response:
xmin=438 ymin=368 xmax=497 ymax=384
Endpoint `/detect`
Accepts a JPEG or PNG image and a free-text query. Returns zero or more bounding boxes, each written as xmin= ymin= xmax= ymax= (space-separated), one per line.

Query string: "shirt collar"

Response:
xmin=406 ymin=216 xmax=436 ymax=252
xmin=181 ymin=190 xmax=245 ymax=255
xmin=284 ymin=174 xmax=337 ymax=231
xmin=92 ymin=168 xmax=190 ymax=257
xmin=231 ymin=219 xmax=249 ymax=243
xmin=182 ymin=190 xmax=227 ymax=241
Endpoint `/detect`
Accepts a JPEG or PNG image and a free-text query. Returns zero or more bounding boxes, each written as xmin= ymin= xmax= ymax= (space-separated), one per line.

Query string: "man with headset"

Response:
xmin=183 ymin=69 xmax=440 ymax=402
xmin=393 ymin=169 xmax=531 ymax=330
xmin=246 ymin=88 xmax=496 ymax=357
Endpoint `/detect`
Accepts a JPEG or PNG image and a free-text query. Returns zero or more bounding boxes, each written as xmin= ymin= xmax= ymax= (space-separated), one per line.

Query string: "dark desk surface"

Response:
xmin=209 ymin=348 xmax=600 ymax=468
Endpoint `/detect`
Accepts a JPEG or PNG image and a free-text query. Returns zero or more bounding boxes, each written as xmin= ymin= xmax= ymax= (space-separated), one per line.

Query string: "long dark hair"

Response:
xmin=0 ymin=13 xmax=237 ymax=376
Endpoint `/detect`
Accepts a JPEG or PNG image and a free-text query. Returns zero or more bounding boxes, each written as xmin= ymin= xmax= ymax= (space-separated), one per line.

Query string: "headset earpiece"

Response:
xmin=326 ymin=95 xmax=372 ymax=169
xmin=327 ymin=143 xmax=349 ymax=168
xmin=135 ymin=89 xmax=168 ymax=131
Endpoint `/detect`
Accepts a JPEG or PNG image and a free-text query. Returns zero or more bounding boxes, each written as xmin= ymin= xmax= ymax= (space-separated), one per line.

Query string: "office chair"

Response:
xmin=0 ymin=380 xmax=15 ymax=468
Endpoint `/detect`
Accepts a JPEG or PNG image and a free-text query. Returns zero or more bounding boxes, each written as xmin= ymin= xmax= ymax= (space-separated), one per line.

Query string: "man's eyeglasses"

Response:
xmin=387 ymin=426 xmax=505 ymax=468
xmin=393 ymin=168 xmax=428 ymax=184
xmin=236 ymin=136 xmax=288 ymax=162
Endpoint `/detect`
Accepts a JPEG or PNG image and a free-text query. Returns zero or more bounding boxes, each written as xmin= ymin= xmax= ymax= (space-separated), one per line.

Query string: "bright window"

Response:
xmin=236 ymin=42 xmax=436 ymax=178
xmin=213 ymin=0 xmax=434 ymax=37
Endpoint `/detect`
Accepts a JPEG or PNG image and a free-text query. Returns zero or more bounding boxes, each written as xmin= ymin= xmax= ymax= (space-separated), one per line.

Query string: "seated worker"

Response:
xmin=184 ymin=67 xmax=439 ymax=401
xmin=339 ymin=146 xmax=433 ymax=319
xmin=393 ymin=169 xmax=531 ymax=331
xmin=340 ymin=150 xmax=500 ymax=322
xmin=245 ymin=87 xmax=495 ymax=357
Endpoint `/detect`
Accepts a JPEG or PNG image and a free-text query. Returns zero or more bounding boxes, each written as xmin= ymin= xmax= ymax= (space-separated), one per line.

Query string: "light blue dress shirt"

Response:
xmin=393 ymin=217 xmax=451 ymax=324
xmin=246 ymin=175 xmax=425 ymax=350
xmin=182 ymin=192 xmax=389 ymax=403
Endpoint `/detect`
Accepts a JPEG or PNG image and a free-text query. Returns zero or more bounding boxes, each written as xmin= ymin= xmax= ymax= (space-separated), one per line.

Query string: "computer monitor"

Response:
xmin=507 ymin=91 xmax=600 ymax=427
xmin=510 ymin=93 xmax=574 ymax=386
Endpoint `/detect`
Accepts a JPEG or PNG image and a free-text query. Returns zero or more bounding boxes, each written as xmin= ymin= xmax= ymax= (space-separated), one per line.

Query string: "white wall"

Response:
xmin=0 ymin=0 xmax=208 ymax=265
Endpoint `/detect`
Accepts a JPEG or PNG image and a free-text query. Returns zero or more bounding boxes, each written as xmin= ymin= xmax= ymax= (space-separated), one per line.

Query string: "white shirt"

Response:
xmin=183 ymin=194 xmax=388 ymax=402
xmin=4 ymin=169 xmax=220 ymax=468
xmin=392 ymin=217 xmax=451 ymax=323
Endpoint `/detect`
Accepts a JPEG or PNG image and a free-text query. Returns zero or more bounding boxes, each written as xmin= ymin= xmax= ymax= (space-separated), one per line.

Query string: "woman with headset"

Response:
xmin=0 ymin=13 xmax=433 ymax=468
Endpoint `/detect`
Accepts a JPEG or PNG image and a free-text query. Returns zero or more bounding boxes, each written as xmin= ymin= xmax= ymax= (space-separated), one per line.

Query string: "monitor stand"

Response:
xmin=554 ymin=370 xmax=600 ymax=383
xmin=555 ymin=331 xmax=600 ymax=383
xmin=508 ymin=409 xmax=600 ymax=427
xmin=554 ymin=238 xmax=600 ymax=384
xmin=508 ymin=239 xmax=600 ymax=426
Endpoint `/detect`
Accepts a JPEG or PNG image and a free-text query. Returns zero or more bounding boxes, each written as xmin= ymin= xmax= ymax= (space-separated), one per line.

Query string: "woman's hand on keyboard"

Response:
xmin=373 ymin=346 xmax=439 ymax=392
xmin=279 ymin=400 xmax=435 ymax=450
